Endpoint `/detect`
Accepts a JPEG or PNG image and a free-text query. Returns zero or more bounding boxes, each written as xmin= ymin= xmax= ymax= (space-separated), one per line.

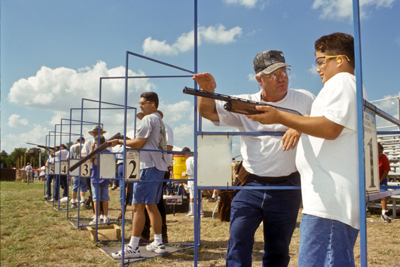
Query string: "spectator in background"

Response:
xmin=181 ymin=147 xmax=204 ymax=217
xmin=378 ymin=142 xmax=391 ymax=223
xmin=25 ymin=162 xmax=33 ymax=182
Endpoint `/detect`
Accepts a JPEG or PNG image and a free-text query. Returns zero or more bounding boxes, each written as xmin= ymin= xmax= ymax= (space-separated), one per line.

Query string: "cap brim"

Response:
xmin=260 ymin=63 xmax=291 ymax=75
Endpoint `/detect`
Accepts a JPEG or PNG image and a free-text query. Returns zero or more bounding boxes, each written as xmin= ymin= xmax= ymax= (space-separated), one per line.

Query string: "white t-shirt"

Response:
xmin=25 ymin=165 xmax=33 ymax=173
xmin=81 ymin=139 xmax=94 ymax=156
xmin=296 ymin=73 xmax=360 ymax=229
xmin=185 ymin=156 xmax=194 ymax=188
xmin=136 ymin=112 xmax=168 ymax=171
xmin=69 ymin=143 xmax=85 ymax=159
xmin=55 ymin=149 xmax=69 ymax=162
xmin=48 ymin=155 xmax=54 ymax=164
xmin=164 ymin=123 xmax=174 ymax=167
xmin=213 ymin=88 xmax=315 ymax=177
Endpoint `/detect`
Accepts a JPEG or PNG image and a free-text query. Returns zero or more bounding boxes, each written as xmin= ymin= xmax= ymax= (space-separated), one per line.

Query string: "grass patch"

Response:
xmin=1 ymin=181 xmax=400 ymax=266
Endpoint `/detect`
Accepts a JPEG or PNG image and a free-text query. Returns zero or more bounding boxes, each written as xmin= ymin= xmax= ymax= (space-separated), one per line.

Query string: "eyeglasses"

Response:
xmin=138 ymin=101 xmax=153 ymax=105
xmin=264 ymin=68 xmax=291 ymax=81
xmin=315 ymin=55 xmax=350 ymax=67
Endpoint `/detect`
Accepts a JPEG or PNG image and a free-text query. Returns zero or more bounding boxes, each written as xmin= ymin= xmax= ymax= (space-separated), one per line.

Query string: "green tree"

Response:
xmin=0 ymin=150 xmax=9 ymax=168
xmin=8 ymin=148 xmax=28 ymax=168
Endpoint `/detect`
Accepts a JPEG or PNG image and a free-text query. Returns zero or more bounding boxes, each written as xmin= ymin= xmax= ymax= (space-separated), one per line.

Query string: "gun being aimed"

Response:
xmin=69 ymin=132 xmax=122 ymax=172
xmin=183 ymin=87 xmax=302 ymax=116
xmin=26 ymin=143 xmax=59 ymax=150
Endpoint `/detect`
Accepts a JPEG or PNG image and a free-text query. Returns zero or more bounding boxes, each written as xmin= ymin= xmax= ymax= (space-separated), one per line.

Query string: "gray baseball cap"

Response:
xmin=253 ymin=50 xmax=291 ymax=74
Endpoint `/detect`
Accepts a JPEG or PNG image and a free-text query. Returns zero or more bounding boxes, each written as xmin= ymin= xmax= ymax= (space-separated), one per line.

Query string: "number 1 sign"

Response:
xmin=125 ymin=150 xmax=140 ymax=181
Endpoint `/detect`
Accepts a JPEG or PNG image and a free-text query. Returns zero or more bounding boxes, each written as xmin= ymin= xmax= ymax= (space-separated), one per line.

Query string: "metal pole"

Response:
xmin=352 ymin=0 xmax=367 ymax=266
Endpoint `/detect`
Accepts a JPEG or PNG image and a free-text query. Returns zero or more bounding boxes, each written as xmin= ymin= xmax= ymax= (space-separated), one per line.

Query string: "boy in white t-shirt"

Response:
xmin=247 ymin=32 xmax=360 ymax=266
xmin=181 ymin=147 xmax=204 ymax=217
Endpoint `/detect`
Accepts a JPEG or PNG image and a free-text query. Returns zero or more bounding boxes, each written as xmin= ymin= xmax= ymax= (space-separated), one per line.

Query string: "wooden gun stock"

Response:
xmin=183 ymin=87 xmax=302 ymax=116
xmin=68 ymin=132 xmax=122 ymax=172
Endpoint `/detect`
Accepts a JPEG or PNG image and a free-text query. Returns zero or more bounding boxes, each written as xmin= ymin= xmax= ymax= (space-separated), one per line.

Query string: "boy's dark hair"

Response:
xmin=378 ymin=142 xmax=384 ymax=151
xmin=140 ymin=92 xmax=159 ymax=109
xmin=182 ymin=147 xmax=191 ymax=152
xmin=315 ymin=32 xmax=355 ymax=69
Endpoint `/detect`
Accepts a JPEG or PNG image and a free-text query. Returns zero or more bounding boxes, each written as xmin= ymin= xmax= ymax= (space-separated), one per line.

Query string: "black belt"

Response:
xmin=249 ymin=171 xmax=299 ymax=184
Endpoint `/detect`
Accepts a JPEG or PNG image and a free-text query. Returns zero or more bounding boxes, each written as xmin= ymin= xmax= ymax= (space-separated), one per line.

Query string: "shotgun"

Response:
xmin=26 ymin=143 xmax=58 ymax=150
xmin=68 ymin=132 xmax=122 ymax=172
xmin=183 ymin=87 xmax=302 ymax=116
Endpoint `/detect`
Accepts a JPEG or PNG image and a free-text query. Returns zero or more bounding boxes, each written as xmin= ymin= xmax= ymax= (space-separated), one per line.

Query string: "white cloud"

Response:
xmin=308 ymin=64 xmax=319 ymax=75
xmin=142 ymin=37 xmax=178 ymax=56
xmin=159 ymin=100 xmax=194 ymax=125
xmin=248 ymin=73 xmax=257 ymax=81
xmin=173 ymin=123 xmax=194 ymax=145
xmin=224 ymin=0 xmax=259 ymax=8
xmin=143 ymin=24 xmax=242 ymax=56
xmin=7 ymin=61 xmax=156 ymax=112
xmin=312 ymin=0 xmax=395 ymax=21
xmin=8 ymin=114 xmax=29 ymax=128
xmin=4 ymin=125 xmax=51 ymax=153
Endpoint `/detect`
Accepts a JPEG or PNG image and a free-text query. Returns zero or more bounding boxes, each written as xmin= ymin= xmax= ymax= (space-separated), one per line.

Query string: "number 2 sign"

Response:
xmin=125 ymin=150 xmax=140 ymax=181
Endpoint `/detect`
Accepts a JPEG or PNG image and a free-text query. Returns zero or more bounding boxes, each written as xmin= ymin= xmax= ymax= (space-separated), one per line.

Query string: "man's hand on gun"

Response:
xmin=107 ymin=139 xmax=119 ymax=147
xmin=245 ymin=105 xmax=281 ymax=124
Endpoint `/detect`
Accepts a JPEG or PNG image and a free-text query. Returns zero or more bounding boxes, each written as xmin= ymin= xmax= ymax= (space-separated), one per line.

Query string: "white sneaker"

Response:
xmin=112 ymin=245 xmax=140 ymax=259
xmin=185 ymin=212 xmax=194 ymax=217
xmin=60 ymin=197 xmax=68 ymax=203
xmin=89 ymin=217 xmax=103 ymax=225
xmin=103 ymin=215 xmax=110 ymax=224
xmin=146 ymin=242 xmax=166 ymax=253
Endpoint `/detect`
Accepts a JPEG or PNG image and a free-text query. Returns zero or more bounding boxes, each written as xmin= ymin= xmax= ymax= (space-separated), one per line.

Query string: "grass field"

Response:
xmin=1 ymin=181 xmax=399 ymax=267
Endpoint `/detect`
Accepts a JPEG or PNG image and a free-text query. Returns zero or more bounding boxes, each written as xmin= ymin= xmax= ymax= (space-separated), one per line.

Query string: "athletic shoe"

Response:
xmin=89 ymin=217 xmax=103 ymax=225
xmin=146 ymin=242 xmax=166 ymax=254
xmin=49 ymin=198 xmax=58 ymax=202
xmin=103 ymin=216 xmax=110 ymax=224
xmin=111 ymin=184 xmax=118 ymax=190
xmin=185 ymin=212 xmax=194 ymax=217
xmin=80 ymin=202 xmax=88 ymax=208
xmin=60 ymin=197 xmax=68 ymax=203
xmin=70 ymin=203 xmax=78 ymax=209
xmin=381 ymin=214 xmax=392 ymax=223
xmin=112 ymin=245 xmax=140 ymax=259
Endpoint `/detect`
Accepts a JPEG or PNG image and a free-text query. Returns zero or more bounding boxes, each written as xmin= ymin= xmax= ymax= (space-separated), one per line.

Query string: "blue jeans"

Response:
xmin=226 ymin=175 xmax=301 ymax=267
xmin=52 ymin=175 xmax=68 ymax=200
xmin=298 ymin=214 xmax=359 ymax=267
xmin=46 ymin=175 xmax=54 ymax=198
xmin=117 ymin=164 xmax=133 ymax=206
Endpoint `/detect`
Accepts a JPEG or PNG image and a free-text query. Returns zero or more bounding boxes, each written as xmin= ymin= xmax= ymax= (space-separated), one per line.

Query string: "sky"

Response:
xmin=1 ymin=0 xmax=400 ymax=156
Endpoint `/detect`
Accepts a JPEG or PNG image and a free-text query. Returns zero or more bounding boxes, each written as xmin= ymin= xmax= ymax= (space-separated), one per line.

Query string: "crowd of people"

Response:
xmin=35 ymin=31 xmax=394 ymax=266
